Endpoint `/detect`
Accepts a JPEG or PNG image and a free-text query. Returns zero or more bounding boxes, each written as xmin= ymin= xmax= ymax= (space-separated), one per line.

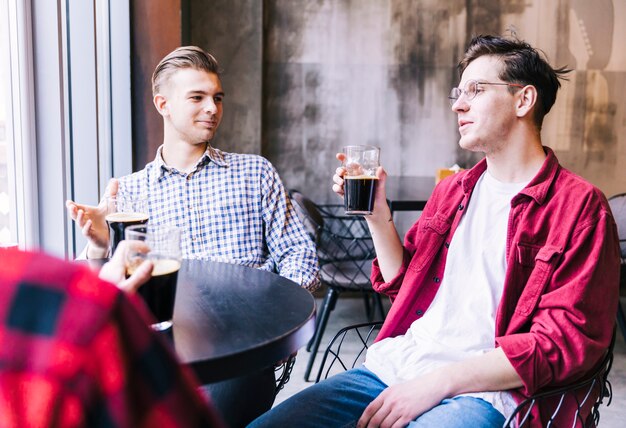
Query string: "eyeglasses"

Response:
xmin=448 ymin=80 xmax=524 ymax=105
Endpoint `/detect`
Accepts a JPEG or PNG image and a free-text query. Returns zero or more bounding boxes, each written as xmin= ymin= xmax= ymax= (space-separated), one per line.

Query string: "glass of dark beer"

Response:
xmin=125 ymin=224 xmax=181 ymax=331
xmin=105 ymin=196 xmax=149 ymax=254
xmin=343 ymin=145 xmax=380 ymax=215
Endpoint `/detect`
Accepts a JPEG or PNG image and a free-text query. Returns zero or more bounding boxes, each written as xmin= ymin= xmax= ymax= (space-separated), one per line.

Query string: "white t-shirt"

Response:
xmin=364 ymin=171 xmax=528 ymax=419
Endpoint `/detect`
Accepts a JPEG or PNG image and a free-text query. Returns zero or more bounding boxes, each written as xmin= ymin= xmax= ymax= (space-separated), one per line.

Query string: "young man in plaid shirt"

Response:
xmin=0 ymin=244 xmax=223 ymax=427
xmin=66 ymin=46 xmax=319 ymax=426
xmin=66 ymin=46 xmax=319 ymax=292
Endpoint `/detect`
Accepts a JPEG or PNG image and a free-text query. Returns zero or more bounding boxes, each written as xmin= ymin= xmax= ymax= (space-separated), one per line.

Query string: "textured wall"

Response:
xmin=131 ymin=0 xmax=182 ymax=169
xmin=261 ymin=0 xmax=626 ymax=203
xmin=188 ymin=0 xmax=263 ymax=155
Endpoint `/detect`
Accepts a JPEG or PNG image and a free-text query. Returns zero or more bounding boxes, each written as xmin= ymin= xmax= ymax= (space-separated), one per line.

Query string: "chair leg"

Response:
xmin=307 ymin=289 xmax=332 ymax=351
xmin=304 ymin=287 xmax=339 ymax=381
xmin=363 ymin=292 xmax=373 ymax=321
xmin=373 ymin=293 xmax=386 ymax=320
xmin=617 ymin=299 xmax=626 ymax=344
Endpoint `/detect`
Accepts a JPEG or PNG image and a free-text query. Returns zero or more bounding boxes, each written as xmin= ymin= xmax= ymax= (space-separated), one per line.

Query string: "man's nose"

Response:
xmin=203 ymin=99 xmax=217 ymax=114
xmin=451 ymin=96 xmax=469 ymax=112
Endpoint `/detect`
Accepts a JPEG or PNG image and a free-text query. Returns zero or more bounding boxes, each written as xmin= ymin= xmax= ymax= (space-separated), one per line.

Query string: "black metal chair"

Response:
xmin=289 ymin=190 xmax=385 ymax=381
xmin=608 ymin=193 xmax=626 ymax=343
xmin=315 ymin=321 xmax=615 ymax=427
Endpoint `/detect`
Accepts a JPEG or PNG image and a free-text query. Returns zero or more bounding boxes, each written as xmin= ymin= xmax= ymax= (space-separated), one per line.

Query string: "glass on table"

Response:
xmin=105 ymin=195 xmax=149 ymax=254
xmin=125 ymin=224 xmax=181 ymax=331
xmin=342 ymin=145 xmax=380 ymax=215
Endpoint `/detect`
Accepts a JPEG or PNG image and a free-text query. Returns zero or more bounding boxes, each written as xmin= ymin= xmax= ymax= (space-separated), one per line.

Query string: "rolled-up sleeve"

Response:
xmin=496 ymin=210 xmax=620 ymax=395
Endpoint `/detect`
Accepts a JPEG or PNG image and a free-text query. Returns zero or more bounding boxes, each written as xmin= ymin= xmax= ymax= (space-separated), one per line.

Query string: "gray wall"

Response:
xmin=188 ymin=0 xmax=263 ymax=156
xmin=189 ymin=0 xmax=626 ymax=205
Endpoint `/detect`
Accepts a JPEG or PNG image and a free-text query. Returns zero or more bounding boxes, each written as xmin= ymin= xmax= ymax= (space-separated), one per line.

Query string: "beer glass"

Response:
xmin=125 ymin=224 xmax=181 ymax=331
xmin=342 ymin=145 xmax=380 ymax=215
xmin=105 ymin=195 xmax=149 ymax=254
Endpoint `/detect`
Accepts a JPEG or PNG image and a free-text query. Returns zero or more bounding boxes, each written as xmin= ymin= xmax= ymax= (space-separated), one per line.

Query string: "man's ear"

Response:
xmin=515 ymin=85 xmax=537 ymax=118
xmin=153 ymin=93 xmax=169 ymax=117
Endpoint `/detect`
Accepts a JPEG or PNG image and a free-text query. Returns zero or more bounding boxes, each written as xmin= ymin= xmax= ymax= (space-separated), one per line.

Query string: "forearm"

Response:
xmin=437 ymin=348 xmax=522 ymax=397
xmin=366 ymin=207 xmax=404 ymax=283
xmin=86 ymin=243 xmax=109 ymax=259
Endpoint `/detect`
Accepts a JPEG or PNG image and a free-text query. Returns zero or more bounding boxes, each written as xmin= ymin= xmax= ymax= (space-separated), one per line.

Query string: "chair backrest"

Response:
xmin=315 ymin=321 xmax=382 ymax=383
xmin=289 ymin=189 xmax=324 ymax=241
xmin=608 ymin=193 xmax=626 ymax=259
xmin=316 ymin=322 xmax=615 ymax=427
xmin=503 ymin=330 xmax=615 ymax=427
xmin=289 ymin=190 xmax=376 ymax=290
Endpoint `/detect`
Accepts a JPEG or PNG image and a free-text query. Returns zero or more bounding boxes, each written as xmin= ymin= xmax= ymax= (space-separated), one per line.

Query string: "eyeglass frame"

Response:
xmin=448 ymin=80 xmax=525 ymax=105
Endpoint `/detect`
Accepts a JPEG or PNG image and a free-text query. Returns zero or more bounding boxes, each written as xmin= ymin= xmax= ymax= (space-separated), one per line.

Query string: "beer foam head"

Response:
xmin=344 ymin=175 xmax=379 ymax=180
xmin=105 ymin=212 xmax=149 ymax=222
xmin=127 ymin=258 xmax=181 ymax=276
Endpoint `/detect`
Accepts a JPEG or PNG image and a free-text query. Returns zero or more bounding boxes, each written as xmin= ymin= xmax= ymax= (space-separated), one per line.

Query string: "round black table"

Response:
xmin=171 ymin=259 xmax=316 ymax=383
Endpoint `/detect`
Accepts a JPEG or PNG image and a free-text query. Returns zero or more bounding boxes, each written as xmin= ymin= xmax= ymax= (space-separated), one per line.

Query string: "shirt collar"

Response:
xmin=153 ymin=144 xmax=229 ymax=179
xmin=459 ymin=146 xmax=560 ymax=206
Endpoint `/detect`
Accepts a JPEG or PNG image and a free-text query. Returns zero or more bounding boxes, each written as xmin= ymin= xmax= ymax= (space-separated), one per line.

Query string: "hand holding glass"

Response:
xmin=125 ymin=224 xmax=181 ymax=331
xmin=342 ymin=145 xmax=380 ymax=215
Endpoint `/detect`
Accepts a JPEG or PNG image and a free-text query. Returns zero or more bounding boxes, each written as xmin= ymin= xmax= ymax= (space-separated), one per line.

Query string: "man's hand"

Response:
xmin=332 ymin=153 xmax=390 ymax=223
xmin=66 ymin=179 xmax=119 ymax=257
xmin=98 ymin=240 xmax=153 ymax=293
xmin=357 ymin=375 xmax=445 ymax=428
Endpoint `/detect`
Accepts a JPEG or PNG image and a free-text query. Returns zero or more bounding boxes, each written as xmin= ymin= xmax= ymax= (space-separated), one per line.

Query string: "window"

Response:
xmin=0 ymin=0 xmax=17 ymax=246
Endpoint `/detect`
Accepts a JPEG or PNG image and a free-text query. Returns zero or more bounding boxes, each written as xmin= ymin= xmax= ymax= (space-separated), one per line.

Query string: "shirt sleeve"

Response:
xmin=259 ymin=161 xmax=320 ymax=290
xmin=496 ymin=209 xmax=620 ymax=396
xmin=90 ymin=290 xmax=224 ymax=427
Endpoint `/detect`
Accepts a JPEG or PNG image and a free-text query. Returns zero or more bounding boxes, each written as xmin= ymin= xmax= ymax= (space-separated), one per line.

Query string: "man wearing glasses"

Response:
xmin=250 ymin=35 xmax=620 ymax=427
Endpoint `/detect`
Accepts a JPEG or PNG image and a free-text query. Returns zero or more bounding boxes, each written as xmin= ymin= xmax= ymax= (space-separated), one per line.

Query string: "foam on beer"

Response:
xmin=105 ymin=212 xmax=149 ymax=222
xmin=344 ymin=175 xmax=379 ymax=180
xmin=128 ymin=258 xmax=181 ymax=276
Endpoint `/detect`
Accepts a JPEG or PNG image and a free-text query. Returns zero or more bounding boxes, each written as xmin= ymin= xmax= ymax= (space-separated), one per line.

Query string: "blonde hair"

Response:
xmin=151 ymin=46 xmax=220 ymax=96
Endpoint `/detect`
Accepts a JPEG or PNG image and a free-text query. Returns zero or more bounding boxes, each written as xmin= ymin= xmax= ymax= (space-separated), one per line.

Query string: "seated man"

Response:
xmin=66 ymin=46 xmax=319 ymax=427
xmin=249 ymin=35 xmax=620 ymax=427
xmin=66 ymin=46 xmax=319 ymax=291
xmin=0 ymin=244 xmax=223 ymax=427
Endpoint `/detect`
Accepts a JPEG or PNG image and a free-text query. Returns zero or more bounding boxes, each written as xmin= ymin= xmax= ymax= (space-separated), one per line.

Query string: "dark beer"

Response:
xmin=105 ymin=212 xmax=149 ymax=253
xmin=130 ymin=258 xmax=180 ymax=325
xmin=344 ymin=176 xmax=378 ymax=215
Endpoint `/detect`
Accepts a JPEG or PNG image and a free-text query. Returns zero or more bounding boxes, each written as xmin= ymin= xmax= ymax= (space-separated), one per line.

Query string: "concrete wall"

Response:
xmin=131 ymin=0 xmax=182 ymax=169
xmin=188 ymin=0 xmax=263 ymax=155
xmin=176 ymin=0 xmax=626 ymax=205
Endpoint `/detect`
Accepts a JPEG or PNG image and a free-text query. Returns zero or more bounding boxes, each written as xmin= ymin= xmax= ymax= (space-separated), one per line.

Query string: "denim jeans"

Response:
xmin=248 ymin=367 xmax=505 ymax=428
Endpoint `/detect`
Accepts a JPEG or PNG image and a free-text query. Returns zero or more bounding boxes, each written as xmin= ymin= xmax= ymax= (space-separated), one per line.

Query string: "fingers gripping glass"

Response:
xmin=448 ymin=80 xmax=524 ymax=105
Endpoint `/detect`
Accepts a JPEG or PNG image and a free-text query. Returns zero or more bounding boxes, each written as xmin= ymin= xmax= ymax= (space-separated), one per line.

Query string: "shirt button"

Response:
xmin=416 ymin=310 xmax=424 ymax=316
xmin=433 ymin=277 xmax=440 ymax=283
xmin=458 ymin=204 xmax=464 ymax=210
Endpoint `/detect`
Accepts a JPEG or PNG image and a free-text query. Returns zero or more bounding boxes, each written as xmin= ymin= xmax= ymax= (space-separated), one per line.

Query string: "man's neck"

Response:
xmin=485 ymin=134 xmax=546 ymax=183
xmin=161 ymin=139 xmax=208 ymax=173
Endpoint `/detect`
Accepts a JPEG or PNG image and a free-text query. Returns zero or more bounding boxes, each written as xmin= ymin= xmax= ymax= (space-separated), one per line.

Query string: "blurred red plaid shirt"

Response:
xmin=0 ymin=248 xmax=223 ymax=427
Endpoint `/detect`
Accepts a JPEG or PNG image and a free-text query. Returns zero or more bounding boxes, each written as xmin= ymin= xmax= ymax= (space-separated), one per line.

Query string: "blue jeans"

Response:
xmin=248 ymin=367 xmax=505 ymax=428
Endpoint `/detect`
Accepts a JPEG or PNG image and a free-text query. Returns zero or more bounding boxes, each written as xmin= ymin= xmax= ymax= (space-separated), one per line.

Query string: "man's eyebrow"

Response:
xmin=186 ymin=90 xmax=225 ymax=97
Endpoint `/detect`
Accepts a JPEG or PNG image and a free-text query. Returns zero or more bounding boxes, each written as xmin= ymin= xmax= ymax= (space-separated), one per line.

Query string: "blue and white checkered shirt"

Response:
xmin=117 ymin=145 xmax=320 ymax=290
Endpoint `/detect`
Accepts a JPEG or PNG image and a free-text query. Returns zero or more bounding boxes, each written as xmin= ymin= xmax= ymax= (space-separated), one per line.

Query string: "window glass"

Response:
xmin=0 ymin=2 xmax=15 ymax=246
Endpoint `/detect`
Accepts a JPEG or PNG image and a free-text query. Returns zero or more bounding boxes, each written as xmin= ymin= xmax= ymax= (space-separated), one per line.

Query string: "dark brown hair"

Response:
xmin=152 ymin=46 xmax=220 ymax=96
xmin=459 ymin=35 xmax=570 ymax=128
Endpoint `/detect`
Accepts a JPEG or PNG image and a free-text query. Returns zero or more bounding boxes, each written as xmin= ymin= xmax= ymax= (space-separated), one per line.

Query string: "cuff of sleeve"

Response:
xmin=496 ymin=333 xmax=545 ymax=395
xmin=370 ymin=249 xmax=411 ymax=295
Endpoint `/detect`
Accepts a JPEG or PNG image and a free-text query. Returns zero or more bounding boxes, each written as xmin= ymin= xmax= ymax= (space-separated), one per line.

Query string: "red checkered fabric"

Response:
xmin=0 ymin=248 xmax=223 ymax=427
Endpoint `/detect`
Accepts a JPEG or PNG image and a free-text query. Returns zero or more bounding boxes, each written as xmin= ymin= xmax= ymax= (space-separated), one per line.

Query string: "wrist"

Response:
xmin=87 ymin=243 xmax=109 ymax=259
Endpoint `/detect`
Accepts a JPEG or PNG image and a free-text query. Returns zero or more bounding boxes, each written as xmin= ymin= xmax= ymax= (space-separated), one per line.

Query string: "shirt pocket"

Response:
xmin=514 ymin=244 xmax=563 ymax=317
xmin=407 ymin=213 xmax=451 ymax=273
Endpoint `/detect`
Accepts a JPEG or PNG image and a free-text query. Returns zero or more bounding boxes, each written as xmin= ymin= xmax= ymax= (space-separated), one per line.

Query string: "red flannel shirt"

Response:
xmin=0 ymin=249 xmax=223 ymax=427
xmin=371 ymin=147 xmax=620 ymax=426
